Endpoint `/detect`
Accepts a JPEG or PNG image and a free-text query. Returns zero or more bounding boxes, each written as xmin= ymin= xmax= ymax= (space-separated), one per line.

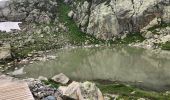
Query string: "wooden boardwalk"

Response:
xmin=0 ymin=75 xmax=34 ymax=100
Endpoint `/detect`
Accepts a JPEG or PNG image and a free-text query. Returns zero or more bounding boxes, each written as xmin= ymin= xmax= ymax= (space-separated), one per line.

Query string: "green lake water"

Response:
xmin=15 ymin=46 xmax=170 ymax=91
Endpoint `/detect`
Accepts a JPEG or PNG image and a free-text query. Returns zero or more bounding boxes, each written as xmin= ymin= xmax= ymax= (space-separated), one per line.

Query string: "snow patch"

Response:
xmin=0 ymin=22 xmax=22 ymax=32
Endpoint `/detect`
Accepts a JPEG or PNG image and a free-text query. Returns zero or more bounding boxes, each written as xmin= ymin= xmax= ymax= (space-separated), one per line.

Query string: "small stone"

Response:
xmin=130 ymin=91 xmax=136 ymax=95
xmin=7 ymin=66 xmax=11 ymax=68
xmin=68 ymin=10 xmax=74 ymax=18
xmin=154 ymin=34 xmax=159 ymax=39
xmin=15 ymin=67 xmax=18 ymax=70
xmin=138 ymin=98 xmax=145 ymax=100
xmin=144 ymin=31 xmax=154 ymax=39
xmin=28 ymin=53 xmax=33 ymax=57
xmin=40 ymin=34 xmax=44 ymax=38
xmin=38 ymin=76 xmax=48 ymax=81
xmin=30 ymin=61 xmax=33 ymax=64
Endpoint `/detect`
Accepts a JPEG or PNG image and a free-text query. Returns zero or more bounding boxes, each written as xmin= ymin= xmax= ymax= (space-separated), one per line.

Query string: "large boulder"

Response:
xmin=58 ymin=81 xmax=104 ymax=100
xmin=87 ymin=2 xmax=120 ymax=40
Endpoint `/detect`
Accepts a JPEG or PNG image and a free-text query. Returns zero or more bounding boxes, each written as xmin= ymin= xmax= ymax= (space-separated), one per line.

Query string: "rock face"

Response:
xmin=0 ymin=0 xmax=58 ymax=23
xmin=0 ymin=0 xmax=169 ymax=40
xmin=72 ymin=0 xmax=170 ymax=39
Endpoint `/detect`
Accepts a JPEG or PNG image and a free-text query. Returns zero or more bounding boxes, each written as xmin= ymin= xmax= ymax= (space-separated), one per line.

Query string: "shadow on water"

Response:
xmin=12 ymin=46 xmax=170 ymax=91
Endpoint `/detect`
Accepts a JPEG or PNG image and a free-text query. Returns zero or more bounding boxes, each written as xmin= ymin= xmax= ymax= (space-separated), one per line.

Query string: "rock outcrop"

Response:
xmin=0 ymin=0 xmax=58 ymax=23
xmin=1 ymin=0 xmax=169 ymax=40
xmin=72 ymin=0 xmax=170 ymax=39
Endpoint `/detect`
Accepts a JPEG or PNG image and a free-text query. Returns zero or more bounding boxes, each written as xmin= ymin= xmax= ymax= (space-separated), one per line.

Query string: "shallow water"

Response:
xmin=15 ymin=46 xmax=170 ymax=91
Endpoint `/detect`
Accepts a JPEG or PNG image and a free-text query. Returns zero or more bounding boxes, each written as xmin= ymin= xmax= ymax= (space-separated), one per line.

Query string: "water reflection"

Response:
xmin=23 ymin=46 xmax=170 ymax=91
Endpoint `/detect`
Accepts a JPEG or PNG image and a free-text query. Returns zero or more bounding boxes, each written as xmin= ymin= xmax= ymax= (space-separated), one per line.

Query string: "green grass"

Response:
xmin=160 ymin=42 xmax=170 ymax=50
xmin=97 ymin=83 xmax=170 ymax=100
xmin=42 ymin=79 xmax=61 ymax=89
xmin=112 ymin=33 xmax=145 ymax=44
xmin=58 ymin=0 xmax=104 ymax=45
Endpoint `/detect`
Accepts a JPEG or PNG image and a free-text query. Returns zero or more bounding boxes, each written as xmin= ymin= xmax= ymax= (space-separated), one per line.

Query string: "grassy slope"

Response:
xmin=58 ymin=0 xmax=103 ymax=45
xmin=97 ymin=83 xmax=170 ymax=100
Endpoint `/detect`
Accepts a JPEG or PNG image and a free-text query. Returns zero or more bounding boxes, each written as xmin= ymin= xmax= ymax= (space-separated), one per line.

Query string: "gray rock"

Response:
xmin=58 ymin=81 xmax=104 ymax=100
xmin=0 ymin=0 xmax=57 ymax=23
xmin=73 ymin=0 xmax=169 ymax=39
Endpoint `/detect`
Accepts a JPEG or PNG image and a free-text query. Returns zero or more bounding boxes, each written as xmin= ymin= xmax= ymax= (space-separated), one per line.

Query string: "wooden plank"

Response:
xmin=0 ymin=82 xmax=34 ymax=100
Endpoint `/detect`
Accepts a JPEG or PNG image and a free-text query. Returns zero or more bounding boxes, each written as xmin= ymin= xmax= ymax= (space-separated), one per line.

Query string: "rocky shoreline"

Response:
xmin=1 ymin=73 xmax=170 ymax=100
xmin=0 ymin=73 xmax=109 ymax=100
